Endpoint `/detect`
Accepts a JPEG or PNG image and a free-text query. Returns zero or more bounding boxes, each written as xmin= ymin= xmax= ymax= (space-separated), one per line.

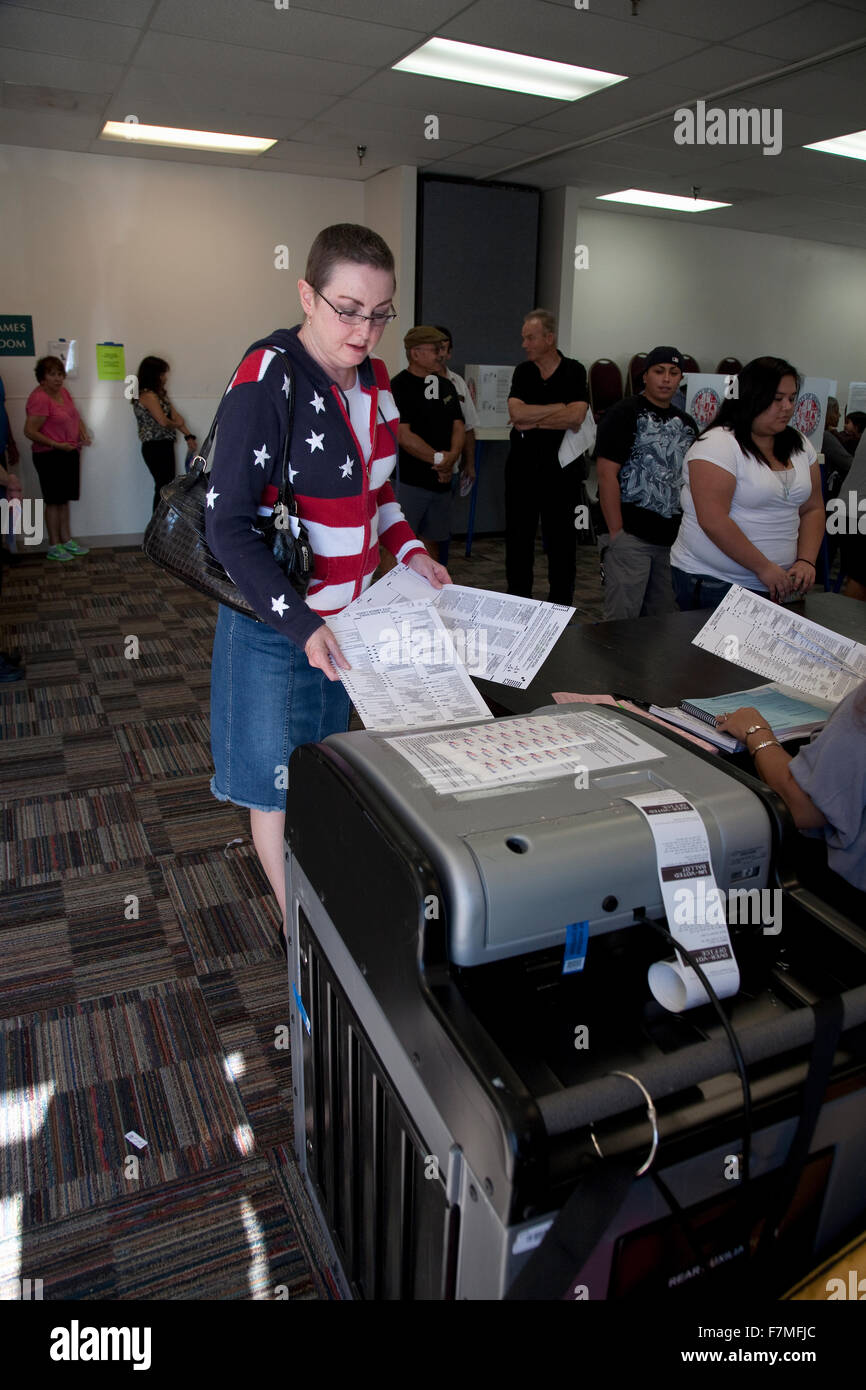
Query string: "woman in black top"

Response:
xmin=133 ymin=356 xmax=197 ymax=511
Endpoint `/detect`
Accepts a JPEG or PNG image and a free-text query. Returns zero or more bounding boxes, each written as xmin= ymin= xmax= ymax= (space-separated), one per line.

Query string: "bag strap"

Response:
xmin=503 ymin=1154 xmax=634 ymax=1300
xmin=189 ymin=344 xmax=297 ymax=515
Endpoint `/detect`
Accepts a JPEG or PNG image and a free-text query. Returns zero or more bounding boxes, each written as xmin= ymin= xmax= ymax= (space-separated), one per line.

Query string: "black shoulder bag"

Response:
xmin=142 ymin=347 xmax=312 ymax=620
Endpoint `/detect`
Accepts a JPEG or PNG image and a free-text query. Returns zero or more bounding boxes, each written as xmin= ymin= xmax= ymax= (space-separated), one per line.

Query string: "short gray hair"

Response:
xmin=524 ymin=308 xmax=556 ymax=337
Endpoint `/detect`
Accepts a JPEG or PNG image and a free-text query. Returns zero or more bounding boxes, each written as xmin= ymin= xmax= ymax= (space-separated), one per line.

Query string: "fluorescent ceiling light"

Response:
xmin=597 ymin=188 xmax=731 ymax=212
xmin=393 ymin=38 xmax=626 ymax=101
xmin=100 ymin=121 xmax=276 ymax=154
xmin=804 ymin=129 xmax=866 ymax=162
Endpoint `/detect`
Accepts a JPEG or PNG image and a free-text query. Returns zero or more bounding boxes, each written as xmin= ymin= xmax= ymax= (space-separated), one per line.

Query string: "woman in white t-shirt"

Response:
xmin=671 ymin=357 xmax=825 ymax=609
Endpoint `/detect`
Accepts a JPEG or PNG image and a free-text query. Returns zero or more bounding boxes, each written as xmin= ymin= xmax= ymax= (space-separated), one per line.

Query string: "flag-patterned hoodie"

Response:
xmin=205 ymin=325 xmax=425 ymax=649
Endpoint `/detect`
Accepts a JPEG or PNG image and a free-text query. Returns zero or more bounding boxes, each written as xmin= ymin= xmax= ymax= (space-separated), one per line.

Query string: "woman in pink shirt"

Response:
xmin=24 ymin=355 xmax=92 ymax=560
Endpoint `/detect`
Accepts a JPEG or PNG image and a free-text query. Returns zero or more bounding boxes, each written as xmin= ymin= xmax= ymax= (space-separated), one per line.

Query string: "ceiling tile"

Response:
xmin=302 ymin=97 xmax=514 ymax=144
xmin=539 ymin=0 xmax=812 ymax=44
xmin=727 ymin=2 xmax=866 ymax=59
xmin=151 ymin=0 xmax=425 ymax=65
xmin=132 ymin=31 xmax=374 ymax=92
xmin=0 ymin=46 xmax=122 ymax=92
xmin=441 ymin=0 xmax=707 ymax=75
xmin=278 ymin=0 xmax=467 ymax=26
xmin=350 ymin=70 xmax=566 ymax=123
xmin=0 ymin=5 xmax=139 ymax=62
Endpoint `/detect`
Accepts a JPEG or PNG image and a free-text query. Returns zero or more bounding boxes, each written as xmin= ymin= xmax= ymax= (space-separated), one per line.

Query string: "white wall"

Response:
xmin=363 ymin=165 xmax=416 ymax=378
xmin=543 ymin=197 xmax=866 ymax=401
xmin=0 ymin=144 xmax=365 ymax=542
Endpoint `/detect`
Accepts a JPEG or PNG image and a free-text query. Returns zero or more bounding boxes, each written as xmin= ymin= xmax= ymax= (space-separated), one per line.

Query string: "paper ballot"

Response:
xmin=327 ymin=602 xmax=492 ymax=732
xmin=625 ymin=790 xmax=740 ymax=1013
xmin=388 ymin=710 xmax=665 ymax=796
xmin=352 ymin=566 xmax=573 ymax=689
xmin=692 ymin=585 xmax=866 ymax=703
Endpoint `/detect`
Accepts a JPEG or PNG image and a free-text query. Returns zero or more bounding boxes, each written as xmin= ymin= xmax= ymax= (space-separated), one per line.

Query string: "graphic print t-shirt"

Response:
xmin=596 ymin=394 xmax=698 ymax=545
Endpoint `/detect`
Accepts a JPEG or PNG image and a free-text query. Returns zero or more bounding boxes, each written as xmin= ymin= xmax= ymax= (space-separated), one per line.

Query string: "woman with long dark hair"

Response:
xmin=670 ymin=357 xmax=825 ymax=608
xmin=205 ymin=223 xmax=449 ymax=952
xmin=133 ymin=356 xmax=197 ymax=512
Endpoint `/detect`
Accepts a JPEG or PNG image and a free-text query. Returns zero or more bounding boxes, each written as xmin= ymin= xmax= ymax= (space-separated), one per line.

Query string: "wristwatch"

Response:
xmin=433 ymin=451 xmax=444 ymax=466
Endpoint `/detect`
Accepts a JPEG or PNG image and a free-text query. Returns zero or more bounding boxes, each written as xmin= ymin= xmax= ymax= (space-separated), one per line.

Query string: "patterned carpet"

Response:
xmin=0 ymin=533 xmax=603 ymax=1301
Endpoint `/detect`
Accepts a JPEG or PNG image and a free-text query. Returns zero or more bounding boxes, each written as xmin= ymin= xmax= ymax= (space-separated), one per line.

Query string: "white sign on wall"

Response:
xmin=683 ymin=374 xmax=728 ymax=429
xmin=793 ymin=378 xmax=836 ymax=448
xmin=464 ymin=365 xmax=514 ymax=429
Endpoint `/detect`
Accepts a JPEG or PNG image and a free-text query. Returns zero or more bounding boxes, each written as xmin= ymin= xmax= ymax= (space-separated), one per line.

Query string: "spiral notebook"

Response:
xmin=650 ymin=681 xmax=833 ymax=751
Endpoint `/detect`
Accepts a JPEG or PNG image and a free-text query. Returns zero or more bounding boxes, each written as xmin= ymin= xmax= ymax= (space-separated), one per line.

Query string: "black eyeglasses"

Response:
xmin=315 ymin=290 xmax=396 ymax=326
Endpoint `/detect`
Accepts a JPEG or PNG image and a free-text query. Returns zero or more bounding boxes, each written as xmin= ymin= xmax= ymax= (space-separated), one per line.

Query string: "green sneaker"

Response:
xmin=47 ymin=545 xmax=75 ymax=561
xmin=62 ymin=539 xmax=90 ymax=555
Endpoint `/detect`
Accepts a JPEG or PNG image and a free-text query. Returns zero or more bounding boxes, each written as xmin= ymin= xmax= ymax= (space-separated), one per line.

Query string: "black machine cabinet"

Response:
xmin=285 ymin=705 xmax=866 ymax=1300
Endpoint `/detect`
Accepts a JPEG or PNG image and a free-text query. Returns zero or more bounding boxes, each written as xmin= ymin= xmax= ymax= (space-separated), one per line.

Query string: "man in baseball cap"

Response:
xmin=595 ymin=346 xmax=698 ymax=619
xmin=389 ymin=327 xmax=465 ymax=561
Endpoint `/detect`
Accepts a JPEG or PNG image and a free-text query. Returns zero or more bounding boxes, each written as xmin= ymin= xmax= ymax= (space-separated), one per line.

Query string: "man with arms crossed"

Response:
xmin=505 ymin=310 xmax=589 ymax=606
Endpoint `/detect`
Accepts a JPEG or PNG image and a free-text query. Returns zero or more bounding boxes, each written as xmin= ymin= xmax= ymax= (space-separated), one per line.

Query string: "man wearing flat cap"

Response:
xmin=596 ymin=346 xmax=698 ymax=619
xmin=390 ymin=326 xmax=465 ymax=562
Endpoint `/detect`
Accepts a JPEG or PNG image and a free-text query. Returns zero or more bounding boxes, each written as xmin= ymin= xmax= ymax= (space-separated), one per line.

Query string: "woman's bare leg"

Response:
xmin=59 ymin=503 xmax=71 ymax=544
xmin=45 ymin=504 xmax=62 ymax=547
xmin=250 ymin=807 xmax=287 ymax=930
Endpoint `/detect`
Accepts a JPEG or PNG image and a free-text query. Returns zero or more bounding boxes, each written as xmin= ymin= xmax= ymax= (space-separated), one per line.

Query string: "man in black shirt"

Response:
xmin=391 ymin=325 xmax=465 ymax=562
xmin=596 ymin=345 xmax=697 ymax=619
xmin=505 ymin=309 xmax=590 ymax=606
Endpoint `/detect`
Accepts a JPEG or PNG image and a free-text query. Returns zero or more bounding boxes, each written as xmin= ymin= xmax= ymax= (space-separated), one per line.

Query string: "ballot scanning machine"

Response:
xmin=285 ymin=704 xmax=866 ymax=1300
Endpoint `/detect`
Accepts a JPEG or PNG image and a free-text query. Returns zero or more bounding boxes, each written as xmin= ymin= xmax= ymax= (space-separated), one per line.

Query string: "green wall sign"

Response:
xmin=0 ymin=316 xmax=34 ymax=356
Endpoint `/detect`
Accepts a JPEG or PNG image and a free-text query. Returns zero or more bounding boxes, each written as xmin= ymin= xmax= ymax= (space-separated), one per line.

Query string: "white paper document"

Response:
xmin=353 ymin=566 xmax=573 ymax=689
xmin=692 ymin=585 xmax=866 ymax=703
xmin=328 ymin=602 xmax=492 ymax=732
xmin=387 ymin=710 xmax=665 ymax=796
xmin=626 ymin=790 xmax=740 ymax=1013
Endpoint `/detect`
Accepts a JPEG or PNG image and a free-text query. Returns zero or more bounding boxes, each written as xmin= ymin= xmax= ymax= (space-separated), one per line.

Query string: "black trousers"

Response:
xmin=504 ymin=453 xmax=583 ymax=606
xmin=142 ymin=439 xmax=176 ymax=512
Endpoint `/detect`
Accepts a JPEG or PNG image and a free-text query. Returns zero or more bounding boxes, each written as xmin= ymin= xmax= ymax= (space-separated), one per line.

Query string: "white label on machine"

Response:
xmin=625 ymin=790 xmax=740 ymax=1013
xmin=512 ymin=1219 xmax=554 ymax=1255
xmin=387 ymin=710 xmax=665 ymax=795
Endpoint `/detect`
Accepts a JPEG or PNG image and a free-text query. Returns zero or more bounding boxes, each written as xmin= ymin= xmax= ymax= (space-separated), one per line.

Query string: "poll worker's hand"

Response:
xmin=714 ymin=706 xmax=768 ymax=743
xmin=786 ymin=559 xmax=817 ymax=596
xmin=304 ymin=624 xmax=350 ymax=682
xmin=57 ymin=441 xmax=77 ymax=452
xmin=407 ymin=550 xmax=451 ymax=590
xmin=756 ymin=560 xmax=793 ymax=602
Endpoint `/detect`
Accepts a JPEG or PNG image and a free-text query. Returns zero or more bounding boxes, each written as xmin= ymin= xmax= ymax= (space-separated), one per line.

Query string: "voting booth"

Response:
xmin=285 ymin=704 xmax=866 ymax=1300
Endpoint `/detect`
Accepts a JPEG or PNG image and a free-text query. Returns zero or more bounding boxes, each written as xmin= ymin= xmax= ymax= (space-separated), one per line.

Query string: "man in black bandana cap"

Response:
xmin=596 ymin=345 xmax=697 ymax=620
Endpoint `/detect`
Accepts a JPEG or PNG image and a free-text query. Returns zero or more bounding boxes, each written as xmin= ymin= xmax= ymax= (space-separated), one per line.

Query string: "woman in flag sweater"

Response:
xmin=206 ymin=224 xmax=449 ymax=950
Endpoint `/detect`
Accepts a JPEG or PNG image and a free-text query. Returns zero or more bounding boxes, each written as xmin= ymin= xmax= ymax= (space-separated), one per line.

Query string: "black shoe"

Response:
xmin=0 ymin=657 xmax=23 ymax=682
xmin=0 ymin=648 xmax=22 ymax=666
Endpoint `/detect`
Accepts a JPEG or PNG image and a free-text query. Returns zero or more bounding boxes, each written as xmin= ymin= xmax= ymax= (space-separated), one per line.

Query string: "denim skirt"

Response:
xmin=210 ymin=604 xmax=351 ymax=812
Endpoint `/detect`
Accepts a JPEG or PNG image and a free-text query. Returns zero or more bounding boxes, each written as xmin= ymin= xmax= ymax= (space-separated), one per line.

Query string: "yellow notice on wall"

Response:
xmin=96 ymin=342 xmax=126 ymax=380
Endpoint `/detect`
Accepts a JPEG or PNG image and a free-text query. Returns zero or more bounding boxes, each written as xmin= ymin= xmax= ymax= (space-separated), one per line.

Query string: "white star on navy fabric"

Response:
xmin=282 ymin=375 xmax=291 ymax=398
xmin=340 ymin=455 xmax=354 ymax=479
xmin=271 ymin=593 xmax=288 ymax=617
xmin=253 ymin=443 xmax=270 ymax=468
xmin=310 ymin=391 xmax=325 ymax=414
xmin=306 ymin=430 xmax=324 ymax=453
xmin=206 ymin=486 xmax=219 ymax=508
xmin=288 ymin=463 xmax=298 ymax=483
